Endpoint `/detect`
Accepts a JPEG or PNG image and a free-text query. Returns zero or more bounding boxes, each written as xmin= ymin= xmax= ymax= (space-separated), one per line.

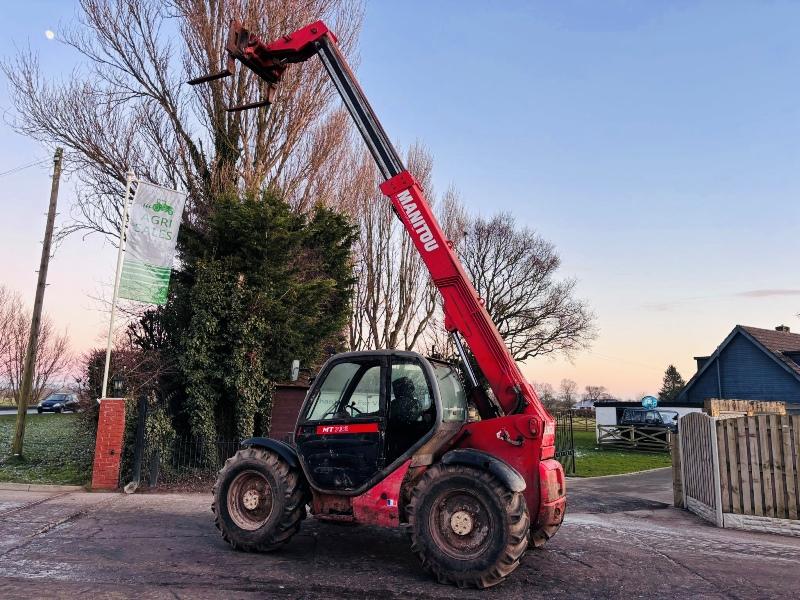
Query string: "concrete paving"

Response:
xmin=1 ymin=469 xmax=799 ymax=599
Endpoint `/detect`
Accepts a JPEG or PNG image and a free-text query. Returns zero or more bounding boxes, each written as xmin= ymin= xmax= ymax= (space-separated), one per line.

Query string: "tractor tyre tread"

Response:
xmin=212 ymin=447 xmax=308 ymax=553
xmin=406 ymin=463 xmax=529 ymax=589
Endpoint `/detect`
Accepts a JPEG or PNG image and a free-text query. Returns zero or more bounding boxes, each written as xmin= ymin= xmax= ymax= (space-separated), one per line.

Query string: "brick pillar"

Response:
xmin=91 ymin=398 xmax=126 ymax=490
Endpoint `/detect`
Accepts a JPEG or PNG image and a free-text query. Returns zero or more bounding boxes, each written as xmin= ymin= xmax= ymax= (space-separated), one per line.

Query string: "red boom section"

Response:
xmin=216 ymin=18 xmax=557 ymax=430
xmin=380 ymin=172 xmax=552 ymax=425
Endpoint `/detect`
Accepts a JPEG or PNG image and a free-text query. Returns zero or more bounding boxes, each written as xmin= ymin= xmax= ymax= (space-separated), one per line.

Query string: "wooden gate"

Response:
xmin=679 ymin=412 xmax=723 ymax=526
xmin=597 ymin=424 xmax=671 ymax=452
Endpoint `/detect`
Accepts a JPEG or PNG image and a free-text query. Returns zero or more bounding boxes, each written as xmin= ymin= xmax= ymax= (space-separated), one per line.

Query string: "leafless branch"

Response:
xmin=3 ymin=0 xmax=364 ymax=242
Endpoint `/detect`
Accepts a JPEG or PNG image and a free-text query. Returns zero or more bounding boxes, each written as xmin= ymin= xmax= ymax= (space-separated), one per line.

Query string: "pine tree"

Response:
xmin=658 ymin=365 xmax=686 ymax=403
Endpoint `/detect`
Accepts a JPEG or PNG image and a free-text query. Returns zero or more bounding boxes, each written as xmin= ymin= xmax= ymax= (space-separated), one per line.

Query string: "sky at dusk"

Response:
xmin=0 ymin=1 xmax=798 ymax=398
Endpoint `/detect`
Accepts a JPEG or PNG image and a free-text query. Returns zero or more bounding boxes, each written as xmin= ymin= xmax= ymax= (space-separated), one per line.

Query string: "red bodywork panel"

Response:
xmin=313 ymin=460 xmax=410 ymax=527
xmin=351 ymin=460 xmax=410 ymax=527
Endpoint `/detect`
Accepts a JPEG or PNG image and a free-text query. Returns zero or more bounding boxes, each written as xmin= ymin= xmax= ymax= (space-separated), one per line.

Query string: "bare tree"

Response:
xmin=583 ymin=385 xmax=612 ymax=403
xmin=558 ymin=378 xmax=578 ymax=411
xmin=533 ymin=381 xmax=558 ymax=413
xmin=0 ymin=287 xmax=21 ymax=400
xmin=4 ymin=0 xmax=364 ymax=240
xmin=0 ymin=300 xmax=72 ymax=406
xmin=0 ymin=286 xmax=18 ymax=361
xmin=346 ymin=142 xmax=463 ymax=352
xmin=458 ymin=212 xmax=595 ymax=362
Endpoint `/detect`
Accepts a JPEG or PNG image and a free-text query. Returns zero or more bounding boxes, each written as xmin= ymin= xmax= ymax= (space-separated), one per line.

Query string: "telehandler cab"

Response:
xmin=190 ymin=20 xmax=566 ymax=588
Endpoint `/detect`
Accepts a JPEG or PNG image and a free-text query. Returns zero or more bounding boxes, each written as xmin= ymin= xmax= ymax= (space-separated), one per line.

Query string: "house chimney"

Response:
xmin=694 ymin=356 xmax=710 ymax=372
xmin=776 ymin=325 xmax=790 ymax=333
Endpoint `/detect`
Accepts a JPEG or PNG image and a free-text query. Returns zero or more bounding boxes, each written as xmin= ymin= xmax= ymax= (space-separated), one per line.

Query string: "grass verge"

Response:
xmin=0 ymin=414 xmax=92 ymax=485
xmin=565 ymin=430 xmax=672 ymax=477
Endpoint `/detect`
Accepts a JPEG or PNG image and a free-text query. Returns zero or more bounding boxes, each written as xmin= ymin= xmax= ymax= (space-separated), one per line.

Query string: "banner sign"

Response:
xmin=119 ymin=181 xmax=186 ymax=305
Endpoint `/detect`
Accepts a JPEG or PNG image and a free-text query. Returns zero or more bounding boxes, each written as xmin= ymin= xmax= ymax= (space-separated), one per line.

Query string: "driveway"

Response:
xmin=1 ymin=469 xmax=799 ymax=599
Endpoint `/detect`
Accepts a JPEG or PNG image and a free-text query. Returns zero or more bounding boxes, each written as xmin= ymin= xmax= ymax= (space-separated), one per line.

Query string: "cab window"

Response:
xmin=385 ymin=359 xmax=435 ymax=464
xmin=303 ymin=360 xmax=382 ymax=421
xmin=433 ymin=363 xmax=467 ymax=422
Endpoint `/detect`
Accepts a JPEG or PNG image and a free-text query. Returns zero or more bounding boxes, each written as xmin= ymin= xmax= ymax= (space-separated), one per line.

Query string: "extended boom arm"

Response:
xmin=191 ymin=21 xmax=553 ymax=431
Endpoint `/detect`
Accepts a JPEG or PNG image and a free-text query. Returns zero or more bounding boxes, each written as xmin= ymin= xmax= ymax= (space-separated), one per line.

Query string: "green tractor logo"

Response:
xmin=151 ymin=201 xmax=174 ymax=216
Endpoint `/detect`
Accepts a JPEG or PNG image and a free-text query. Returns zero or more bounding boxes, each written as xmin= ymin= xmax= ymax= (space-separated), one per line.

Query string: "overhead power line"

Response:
xmin=0 ymin=158 xmax=51 ymax=179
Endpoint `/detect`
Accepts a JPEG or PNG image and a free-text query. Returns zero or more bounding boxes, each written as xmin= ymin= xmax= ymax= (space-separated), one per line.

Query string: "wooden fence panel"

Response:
xmin=782 ymin=415 xmax=797 ymax=520
xmin=682 ymin=412 xmax=800 ymax=524
xmin=793 ymin=416 xmax=800 ymax=519
xmin=747 ymin=416 xmax=763 ymax=516
xmin=705 ymin=399 xmax=785 ymax=417
xmin=725 ymin=419 xmax=741 ymax=513
xmin=736 ymin=419 xmax=752 ymax=514
xmin=758 ymin=415 xmax=775 ymax=517
xmin=770 ymin=414 xmax=786 ymax=518
xmin=717 ymin=420 xmax=731 ymax=513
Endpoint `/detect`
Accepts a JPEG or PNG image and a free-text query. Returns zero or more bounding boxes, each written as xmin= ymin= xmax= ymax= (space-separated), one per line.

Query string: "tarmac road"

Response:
xmin=0 ymin=408 xmax=38 ymax=415
xmin=1 ymin=468 xmax=799 ymax=599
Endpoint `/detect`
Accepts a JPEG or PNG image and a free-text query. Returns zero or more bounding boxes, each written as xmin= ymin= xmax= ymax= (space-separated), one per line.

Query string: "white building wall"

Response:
xmin=595 ymin=406 xmax=617 ymax=427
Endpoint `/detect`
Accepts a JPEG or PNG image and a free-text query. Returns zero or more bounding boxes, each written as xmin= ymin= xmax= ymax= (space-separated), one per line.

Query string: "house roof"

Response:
xmin=740 ymin=326 xmax=800 ymax=376
xmin=679 ymin=325 xmax=800 ymax=401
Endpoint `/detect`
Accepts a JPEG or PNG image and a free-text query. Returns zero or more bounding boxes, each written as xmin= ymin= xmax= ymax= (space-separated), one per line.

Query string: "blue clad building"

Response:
xmin=678 ymin=325 xmax=800 ymax=412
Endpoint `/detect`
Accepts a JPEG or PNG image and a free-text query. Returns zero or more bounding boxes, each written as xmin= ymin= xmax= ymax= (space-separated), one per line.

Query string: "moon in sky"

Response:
xmin=45 ymin=30 xmax=55 ymax=40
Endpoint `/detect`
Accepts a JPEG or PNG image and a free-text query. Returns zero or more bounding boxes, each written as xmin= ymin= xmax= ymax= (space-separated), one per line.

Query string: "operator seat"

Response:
xmin=386 ymin=376 xmax=428 ymax=465
xmin=390 ymin=377 xmax=421 ymax=424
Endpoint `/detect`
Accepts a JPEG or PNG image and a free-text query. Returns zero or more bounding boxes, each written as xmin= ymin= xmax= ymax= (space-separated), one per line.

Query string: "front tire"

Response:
xmin=407 ymin=464 xmax=529 ymax=589
xmin=212 ymin=447 xmax=308 ymax=552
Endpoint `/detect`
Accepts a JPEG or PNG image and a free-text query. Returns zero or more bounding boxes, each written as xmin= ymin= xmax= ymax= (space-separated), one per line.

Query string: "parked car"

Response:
xmin=620 ymin=408 xmax=679 ymax=432
xmin=37 ymin=393 xmax=80 ymax=414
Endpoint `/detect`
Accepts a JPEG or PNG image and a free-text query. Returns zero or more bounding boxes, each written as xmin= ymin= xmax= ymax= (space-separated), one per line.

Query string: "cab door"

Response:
xmin=294 ymin=357 xmax=387 ymax=491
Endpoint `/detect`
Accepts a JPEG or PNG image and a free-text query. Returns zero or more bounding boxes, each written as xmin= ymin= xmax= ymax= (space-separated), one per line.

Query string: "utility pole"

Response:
xmin=12 ymin=147 xmax=64 ymax=457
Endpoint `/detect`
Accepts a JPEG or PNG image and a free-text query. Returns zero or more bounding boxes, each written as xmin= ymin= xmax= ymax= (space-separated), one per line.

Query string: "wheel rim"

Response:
xmin=428 ymin=488 xmax=495 ymax=560
xmin=227 ymin=470 xmax=274 ymax=531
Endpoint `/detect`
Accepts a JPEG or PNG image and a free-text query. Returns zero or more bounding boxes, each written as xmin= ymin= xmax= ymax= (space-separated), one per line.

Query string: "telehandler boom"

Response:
xmin=191 ymin=20 xmax=566 ymax=588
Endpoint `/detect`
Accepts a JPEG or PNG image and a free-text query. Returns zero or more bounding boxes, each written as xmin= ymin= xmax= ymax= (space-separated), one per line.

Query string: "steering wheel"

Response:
xmin=346 ymin=403 xmax=363 ymax=417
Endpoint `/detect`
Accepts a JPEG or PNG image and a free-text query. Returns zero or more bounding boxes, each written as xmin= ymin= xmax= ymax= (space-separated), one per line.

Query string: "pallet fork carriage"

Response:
xmin=190 ymin=20 xmax=566 ymax=588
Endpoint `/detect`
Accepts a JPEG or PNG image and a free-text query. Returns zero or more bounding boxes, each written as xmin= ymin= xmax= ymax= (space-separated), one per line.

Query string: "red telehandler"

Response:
xmin=189 ymin=20 xmax=566 ymax=588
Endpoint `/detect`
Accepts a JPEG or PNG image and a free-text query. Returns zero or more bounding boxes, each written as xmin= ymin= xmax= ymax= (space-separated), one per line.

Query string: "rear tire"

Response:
xmin=212 ymin=447 xmax=308 ymax=552
xmin=407 ymin=464 xmax=529 ymax=589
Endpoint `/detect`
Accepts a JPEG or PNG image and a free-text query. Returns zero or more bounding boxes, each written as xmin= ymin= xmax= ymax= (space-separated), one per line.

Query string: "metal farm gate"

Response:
xmin=555 ymin=411 xmax=575 ymax=475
